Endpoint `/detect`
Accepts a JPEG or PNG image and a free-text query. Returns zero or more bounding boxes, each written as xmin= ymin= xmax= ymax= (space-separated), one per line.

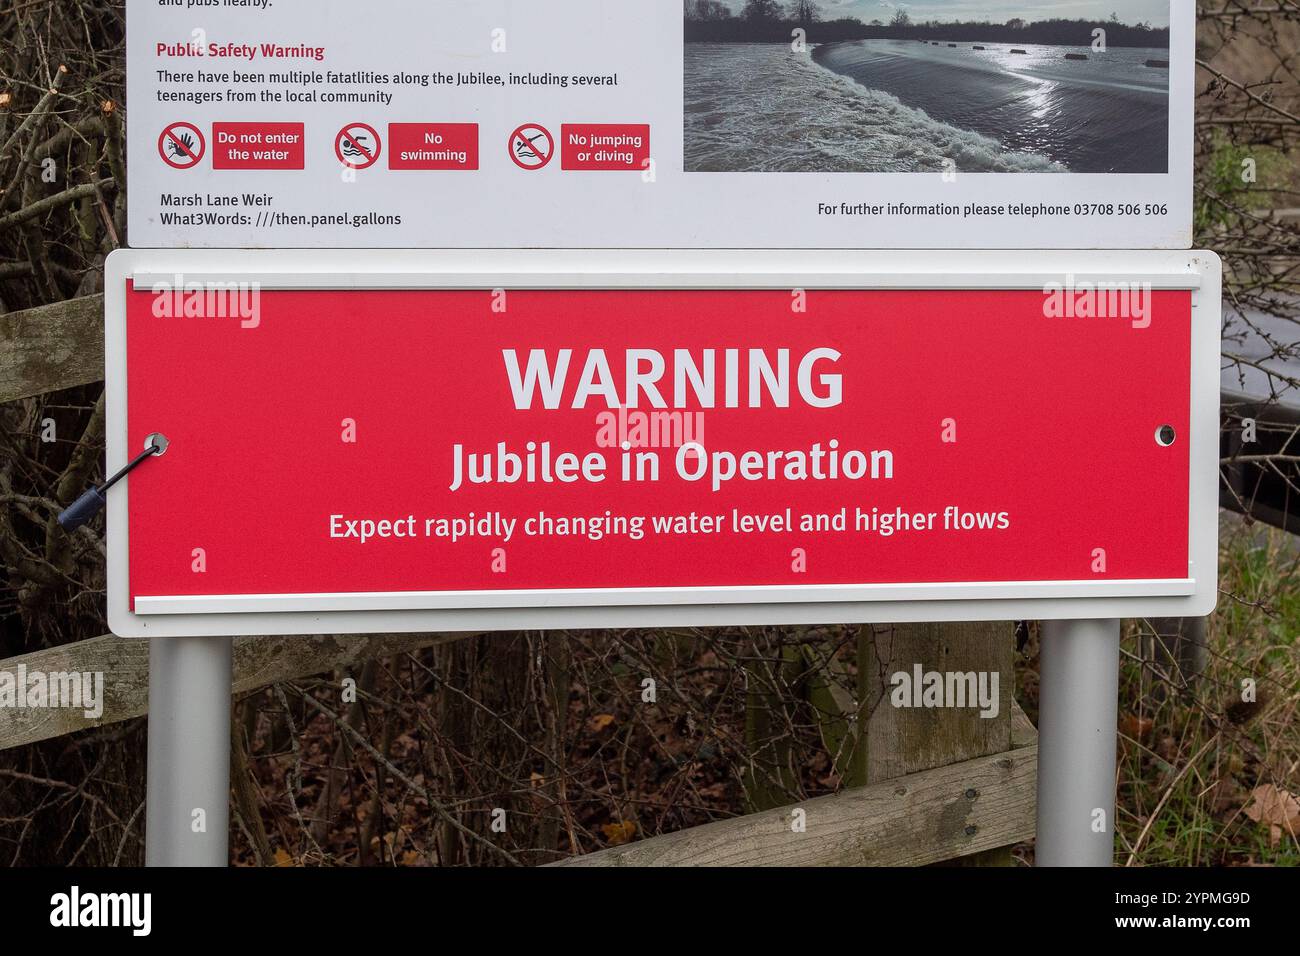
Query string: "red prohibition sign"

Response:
xmin=158 ymin=122 xmax=205 ymax=169
xmin=508 ymin=123 xmax=553 ymax=170
xmin=335 ymin=123 xmax=381 ymax=170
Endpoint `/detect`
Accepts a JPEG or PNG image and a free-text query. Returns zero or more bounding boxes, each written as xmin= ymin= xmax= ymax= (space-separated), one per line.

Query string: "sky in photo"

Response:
xmin=721 ymin=0 xmax=1170 ymax=27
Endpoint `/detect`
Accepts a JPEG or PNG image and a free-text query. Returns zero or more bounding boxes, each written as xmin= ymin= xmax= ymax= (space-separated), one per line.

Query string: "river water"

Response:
xmin=685 ymin=40 xmax=1169 ymax=174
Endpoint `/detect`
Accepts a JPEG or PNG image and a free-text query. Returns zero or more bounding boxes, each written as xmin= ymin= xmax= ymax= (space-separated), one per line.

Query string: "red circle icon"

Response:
xmin=335 ymin=123 xmax=381 ymax=170
xmin=508 ymin=123 xmax=553 ymax=170
xmin=158 ymin=122 xmax=205 ymax=169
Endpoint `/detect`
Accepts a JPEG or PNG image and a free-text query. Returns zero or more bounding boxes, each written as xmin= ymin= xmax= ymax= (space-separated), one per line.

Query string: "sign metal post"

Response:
xmin=1035 ymin=618 xmax=1123 ymax=867
xmin=145 ymin=636 xmax=232 ymax=867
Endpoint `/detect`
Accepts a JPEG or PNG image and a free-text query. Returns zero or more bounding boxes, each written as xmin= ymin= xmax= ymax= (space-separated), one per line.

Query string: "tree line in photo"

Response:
xmin=684 ymin=1 xmax=1170 ymax=48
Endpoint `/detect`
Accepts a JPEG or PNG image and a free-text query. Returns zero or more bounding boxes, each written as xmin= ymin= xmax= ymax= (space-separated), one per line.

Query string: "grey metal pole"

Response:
xmin=145 ymin=636 xmax=233 ymax=866
xmin=1036 ymin=619 xmax=1121 ymax=867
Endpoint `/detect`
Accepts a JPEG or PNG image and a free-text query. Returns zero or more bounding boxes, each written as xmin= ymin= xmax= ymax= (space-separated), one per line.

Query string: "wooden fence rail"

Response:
xmin=0 ymin=293 xmax=103 ymax=403
xmin=552 ymin=743 xmax=1037 ymax=867
xmin=0 ymin=630 xmax=469 ymax=752
xmin=556 ymin=703 xmax=1038 ymax=867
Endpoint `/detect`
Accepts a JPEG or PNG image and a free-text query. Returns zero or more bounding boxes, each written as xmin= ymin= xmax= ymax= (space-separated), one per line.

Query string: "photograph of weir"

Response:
xmin=684 ymin=0 xmax=1172 ymax=173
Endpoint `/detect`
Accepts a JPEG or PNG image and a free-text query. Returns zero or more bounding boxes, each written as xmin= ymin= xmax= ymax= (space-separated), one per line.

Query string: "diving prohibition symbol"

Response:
xmin=509 ymin=123 xmax=553 ymax=170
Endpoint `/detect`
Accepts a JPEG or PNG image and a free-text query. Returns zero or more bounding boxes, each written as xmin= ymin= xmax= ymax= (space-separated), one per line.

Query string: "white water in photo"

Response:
xmin=814 ymin=39 xmax=1169 ymax=172
xmin=685 ymin=42 xmax=1165 ymax=173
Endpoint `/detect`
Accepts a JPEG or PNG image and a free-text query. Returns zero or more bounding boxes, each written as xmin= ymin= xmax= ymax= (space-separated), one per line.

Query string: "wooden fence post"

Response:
xmin=861 ymin=621 xmax=1018 ymax=865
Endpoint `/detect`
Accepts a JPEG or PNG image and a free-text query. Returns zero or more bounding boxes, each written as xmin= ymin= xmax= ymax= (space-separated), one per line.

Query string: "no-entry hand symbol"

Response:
xmin=158 ymin=122 xmax=205 ymax=169
xmin=335 ymin=123 xmax=381 ymax=170
xmin=508 ymin=123 xmax=553 ymax=170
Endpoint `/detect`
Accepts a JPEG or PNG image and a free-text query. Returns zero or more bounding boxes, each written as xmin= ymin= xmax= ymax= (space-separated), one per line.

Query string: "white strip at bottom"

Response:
xmin=134 ymin=578 xmax=1197 ymax=616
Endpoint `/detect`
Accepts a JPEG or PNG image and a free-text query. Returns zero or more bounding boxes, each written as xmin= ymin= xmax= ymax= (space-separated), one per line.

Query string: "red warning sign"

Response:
xmin=335 ymin=123 xmax=381 ymax=170
xmin=508 ymin=123 xmax=553 ymax=170
xmin=158 ymin=122 xmax=205 ymax=169
xmin=123 ymin=286 xmax=1194 ymax=603
xmin=561 ymin=124 xmax=651 ymax=171
xmin=212 ymin=122 xmax=305 ymax=170
xmin=388 ymin=123 xmax=479 ymax=170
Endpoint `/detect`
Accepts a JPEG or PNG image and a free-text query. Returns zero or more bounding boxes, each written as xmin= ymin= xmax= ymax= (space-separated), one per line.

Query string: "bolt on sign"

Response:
xmin=126 ymin=0 xmax=1194 ymax=249
xmin=104 ymin=250 xmax=1220 ymax=638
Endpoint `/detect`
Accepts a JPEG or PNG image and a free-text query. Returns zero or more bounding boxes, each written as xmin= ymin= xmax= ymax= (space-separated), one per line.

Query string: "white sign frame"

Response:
xmin=104 ymin=249 xmax=1221 ymax=637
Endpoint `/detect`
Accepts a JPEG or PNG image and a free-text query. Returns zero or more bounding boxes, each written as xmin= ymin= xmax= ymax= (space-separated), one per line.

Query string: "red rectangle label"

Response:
xmin=211 ymin=122 xmax=304 ymax=170
xmin=125 ymin=288 xmax=1190 ymax=603
xmin=561 ymin=124 xmax=650 ymax=170
xmin=388 ymin=123 xmax=479 ymax=170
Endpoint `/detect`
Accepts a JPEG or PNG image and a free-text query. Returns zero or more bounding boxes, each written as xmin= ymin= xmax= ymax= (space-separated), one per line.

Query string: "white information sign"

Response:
xmin=126 ymin=0 xmax=1193 ymax=250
